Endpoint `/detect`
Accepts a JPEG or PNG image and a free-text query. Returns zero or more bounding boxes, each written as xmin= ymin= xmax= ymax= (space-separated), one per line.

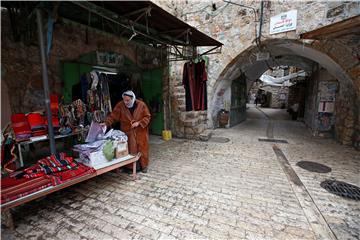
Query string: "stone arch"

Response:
xmin=209 ymin=38 xmax=358 ymax=128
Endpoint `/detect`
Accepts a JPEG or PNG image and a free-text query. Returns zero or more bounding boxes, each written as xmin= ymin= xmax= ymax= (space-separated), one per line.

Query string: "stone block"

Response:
xmin=178 ymin=105 xmax=186 ymax=112
xmin=185 ymin=111 xmax=200 ymax=120
xmin=174 ymin=86 xmax=185 ymax=94
xmin=193 ymin=123 xmax=205 ymax=134
xmin=184 ymin=119 xmax=198 ymax=127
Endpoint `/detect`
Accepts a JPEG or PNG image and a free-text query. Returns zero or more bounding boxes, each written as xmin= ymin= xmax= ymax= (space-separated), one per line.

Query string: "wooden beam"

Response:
xmin=301 ymin=15 xmax=360 ymax=40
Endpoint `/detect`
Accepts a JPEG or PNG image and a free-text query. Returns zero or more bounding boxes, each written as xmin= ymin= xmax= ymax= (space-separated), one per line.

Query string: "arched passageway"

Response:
xmin=209 ymin=39 xmax=359 ymax=145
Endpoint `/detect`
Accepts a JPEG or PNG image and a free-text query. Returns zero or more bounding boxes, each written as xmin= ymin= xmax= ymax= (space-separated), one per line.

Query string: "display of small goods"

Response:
xmin=1 ymin=122 xmax=129 ymax=204
xmin=1 ymin=70 xmax=131 ymax=205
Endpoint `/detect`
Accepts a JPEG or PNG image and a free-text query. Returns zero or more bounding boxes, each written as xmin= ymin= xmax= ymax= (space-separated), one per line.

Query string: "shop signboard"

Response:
xmin=96 ymin=51 xmax=124 ymax=67
xmin=270 ymin=10 xmax=297 ymax=34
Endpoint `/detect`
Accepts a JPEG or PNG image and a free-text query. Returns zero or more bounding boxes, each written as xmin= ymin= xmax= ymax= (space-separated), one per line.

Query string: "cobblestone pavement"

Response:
xmin=2 ymin=106 xmax=359 ymax=240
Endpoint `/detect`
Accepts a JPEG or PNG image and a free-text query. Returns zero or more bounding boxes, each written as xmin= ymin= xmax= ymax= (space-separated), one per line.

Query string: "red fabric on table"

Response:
xmin=1 ymin=176 xmax=53 ymax=204
xmin=1 ymin=176 xmax=30 ymax=189
xmin=52 ymin=163 xmax=96 ymax=182
xmin=1 ymin=183 xmax=52 ymax=204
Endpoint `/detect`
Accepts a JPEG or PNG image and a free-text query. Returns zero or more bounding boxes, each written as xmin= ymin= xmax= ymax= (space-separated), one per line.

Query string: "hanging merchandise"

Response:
xmin=182 ymin=58 xmax=208 ymax=111
xmin=1 ymin=134 xmax=18 ymax=173
xmin=85 ymin=70 xmax=112 ymax=119
xmin=72 ymin=99 xmax=87 ymax=126
xmin=183 ymin=61 xmax=196 ymax=111
xmin=195 ymin=60 xmax=208 ymax=111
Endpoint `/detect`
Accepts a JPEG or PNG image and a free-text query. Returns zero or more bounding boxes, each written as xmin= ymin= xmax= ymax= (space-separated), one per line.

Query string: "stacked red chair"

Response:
xmin=11 ymin=114 xmax=32 ymax=141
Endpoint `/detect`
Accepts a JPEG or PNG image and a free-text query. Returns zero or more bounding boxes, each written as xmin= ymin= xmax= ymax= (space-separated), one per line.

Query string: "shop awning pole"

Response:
xmin=36 ymin=9 xmax=56 ymax=155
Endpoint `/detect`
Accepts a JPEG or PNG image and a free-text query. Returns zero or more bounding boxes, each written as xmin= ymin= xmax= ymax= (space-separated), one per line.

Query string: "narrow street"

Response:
xmin=2 ymin=105 xmax=359 ymax=240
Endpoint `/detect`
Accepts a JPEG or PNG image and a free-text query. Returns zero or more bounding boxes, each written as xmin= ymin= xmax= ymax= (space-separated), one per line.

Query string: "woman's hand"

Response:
xmin=131 ymin=121 xmax=140 ymax=128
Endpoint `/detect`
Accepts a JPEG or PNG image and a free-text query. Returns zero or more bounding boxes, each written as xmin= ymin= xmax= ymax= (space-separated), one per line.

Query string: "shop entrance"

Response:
xmin=61 ymin=51 xmax=165 ymax=135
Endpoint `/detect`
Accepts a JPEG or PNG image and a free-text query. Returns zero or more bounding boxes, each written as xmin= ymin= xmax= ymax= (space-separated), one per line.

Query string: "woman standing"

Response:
xmin=104 ymin=91 xmax=151 ymax=172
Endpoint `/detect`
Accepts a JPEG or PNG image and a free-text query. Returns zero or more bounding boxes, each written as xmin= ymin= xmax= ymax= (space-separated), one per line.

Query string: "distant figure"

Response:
xmin=255 ymin=90 xmax=262 ymax=106
xmin=288 ymin=103 xmax=299 ymax=120
xmin=251 ymin=93 xmax=256 ymax=104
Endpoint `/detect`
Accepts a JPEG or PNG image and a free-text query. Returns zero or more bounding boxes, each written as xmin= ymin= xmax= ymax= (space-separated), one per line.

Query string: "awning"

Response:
xmin=300 ymin=15 xmax=360 ymax=40
xmin=1 ymin=1 xmax=222 ymax=48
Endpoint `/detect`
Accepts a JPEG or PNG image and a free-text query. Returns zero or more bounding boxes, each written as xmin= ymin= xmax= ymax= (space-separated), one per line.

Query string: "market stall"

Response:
xmin=1 ymin=0 xmax=222 ymax=229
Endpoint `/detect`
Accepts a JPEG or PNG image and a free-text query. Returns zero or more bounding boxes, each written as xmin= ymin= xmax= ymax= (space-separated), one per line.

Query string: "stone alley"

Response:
xmin=2 ymin=106 xmax=359 ymax=240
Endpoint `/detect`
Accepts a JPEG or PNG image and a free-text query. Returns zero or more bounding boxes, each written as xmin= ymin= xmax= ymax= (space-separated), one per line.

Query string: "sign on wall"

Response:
xmin=96 ymin=51 xmax=124 ymax=67
xmin=270 ymin=10 xmax=297 ymax=35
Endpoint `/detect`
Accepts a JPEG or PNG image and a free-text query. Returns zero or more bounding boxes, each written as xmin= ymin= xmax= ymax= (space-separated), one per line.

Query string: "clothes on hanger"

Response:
xmin=182 ymin=58 xmax=208 ymax=111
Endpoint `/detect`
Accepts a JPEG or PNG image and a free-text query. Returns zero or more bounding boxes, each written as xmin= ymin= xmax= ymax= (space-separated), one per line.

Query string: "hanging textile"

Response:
xmin=182 ymin=60 xmax=208 ymax=111
xmin=195 ymin=60 xmax=208 ymax=111
xmin=182 ymin=62 xmax=196 ymax=111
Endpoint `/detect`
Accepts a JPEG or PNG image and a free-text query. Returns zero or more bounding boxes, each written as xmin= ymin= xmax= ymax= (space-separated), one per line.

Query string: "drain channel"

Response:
xmin=321 ymin=180 xmax=360 ymax=201
xmin=258 ymin=138 xmax=288 ymax=143
xmin=208 ymin=137 xmax=230 ymax=143
xmin=296 ymin=161 xmax=332 ymax=173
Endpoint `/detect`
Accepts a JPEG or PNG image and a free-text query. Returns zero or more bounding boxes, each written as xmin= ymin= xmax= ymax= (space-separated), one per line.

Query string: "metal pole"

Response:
xmin=258 ymin=1 xmax=264 ymax=45
xmin=36 ymin=9 xmax=56 ymax=155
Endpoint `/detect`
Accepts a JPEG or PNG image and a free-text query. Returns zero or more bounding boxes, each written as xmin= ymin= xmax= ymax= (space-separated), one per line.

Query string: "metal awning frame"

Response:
xmin=68 ymin=1 xmax=222 ymax=60
xmin=3 ymin=1 xmax=222 ymax=60
xmin=168 ymin=45 xmax=222 ymax=61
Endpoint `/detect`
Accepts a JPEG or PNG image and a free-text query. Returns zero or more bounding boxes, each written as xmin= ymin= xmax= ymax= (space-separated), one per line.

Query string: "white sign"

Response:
xmin=270 ymin=10 xmax=297 ymax=34
xmin=318 ymin=101 xmax=335 ymax=113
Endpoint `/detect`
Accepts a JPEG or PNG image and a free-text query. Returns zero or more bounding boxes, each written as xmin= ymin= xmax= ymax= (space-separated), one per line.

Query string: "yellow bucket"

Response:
xmin=162 ymin=130 xmax=172 ymax=141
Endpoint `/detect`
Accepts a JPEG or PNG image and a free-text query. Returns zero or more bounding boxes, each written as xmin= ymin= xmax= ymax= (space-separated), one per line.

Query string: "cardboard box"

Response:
xmin=116 ymin=141 xmax=128 ymax=159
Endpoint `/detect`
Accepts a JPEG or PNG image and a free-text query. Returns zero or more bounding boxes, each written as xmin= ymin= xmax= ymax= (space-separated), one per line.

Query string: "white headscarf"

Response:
xmin=122 ymin=90 xmax=136 ymax=108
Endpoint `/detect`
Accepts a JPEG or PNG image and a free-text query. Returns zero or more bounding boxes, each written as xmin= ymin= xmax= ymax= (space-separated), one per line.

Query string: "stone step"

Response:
xmin=183 ymin=119 xmax=201 ymax=127
xmin=199 ymin=129 xmax=213 ymax=141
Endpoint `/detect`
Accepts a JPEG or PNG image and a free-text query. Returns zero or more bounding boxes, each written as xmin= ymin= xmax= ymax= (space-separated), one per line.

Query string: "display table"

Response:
xmin=1 ymin=153 xmax=140 ymax=228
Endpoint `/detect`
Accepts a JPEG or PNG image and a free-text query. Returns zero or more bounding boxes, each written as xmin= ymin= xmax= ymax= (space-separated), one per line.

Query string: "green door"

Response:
xmin=230 ymin=75 xmax=247 ymax=127
xmin=62 ymin=62 xmax=92 ymax=103
xmin=141 ymin=68 xmax=164 ymax=135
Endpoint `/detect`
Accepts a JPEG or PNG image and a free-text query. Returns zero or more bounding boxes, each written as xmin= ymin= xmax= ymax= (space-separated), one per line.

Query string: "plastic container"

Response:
xmin=162 ymin=130 xmax=172 ymax=141
xmin=218 ymin=109 xmax=229 ymax=128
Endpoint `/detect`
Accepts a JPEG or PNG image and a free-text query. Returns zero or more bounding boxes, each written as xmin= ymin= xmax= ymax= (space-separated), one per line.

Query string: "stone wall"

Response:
xmin=1 ymin=11 xmax=166 ymax=114
xmin=303 ymin=66 xmax=357 ymax=145
xmin=260 ymin=85 xmax=288 ymax=109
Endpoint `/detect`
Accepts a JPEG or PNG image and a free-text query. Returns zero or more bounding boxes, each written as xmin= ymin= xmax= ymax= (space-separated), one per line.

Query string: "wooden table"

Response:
xmin=1 ymin=153 xmax=140 ymax=229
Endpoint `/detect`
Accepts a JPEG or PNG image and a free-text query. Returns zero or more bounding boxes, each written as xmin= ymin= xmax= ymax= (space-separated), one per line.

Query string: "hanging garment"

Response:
xmin=195 ymin=60 xmax=208 ymax=111
xmin=99 ymin=73 xmax=112 ymax=115
xmin=1 ymin=135 xmax=18 ymax=173
xmin=183 ymin=62 xmax=196 ymax=111
xmin=105 ymin=100 xmax=151 ymax=170
xmin=81 ymin=74 xmax=89 ymax=104
xmin=72 ymin=99 xmax=87 ymax=126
